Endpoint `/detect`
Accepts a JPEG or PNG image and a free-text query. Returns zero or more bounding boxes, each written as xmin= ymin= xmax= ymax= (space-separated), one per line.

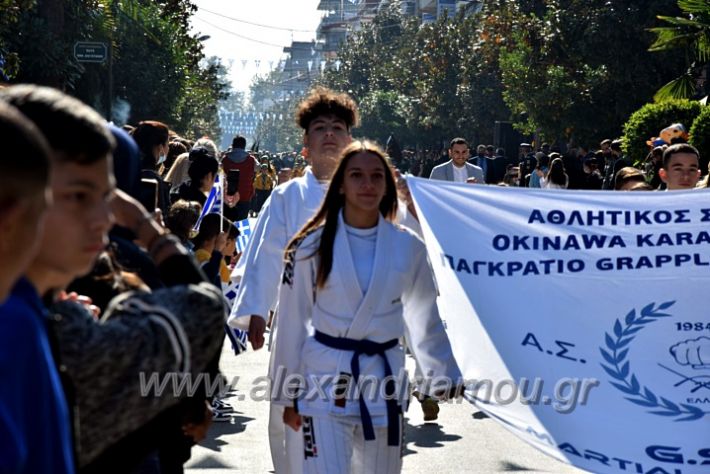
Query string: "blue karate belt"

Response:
xmin=314 ymin=330 xmax=401 ymax=446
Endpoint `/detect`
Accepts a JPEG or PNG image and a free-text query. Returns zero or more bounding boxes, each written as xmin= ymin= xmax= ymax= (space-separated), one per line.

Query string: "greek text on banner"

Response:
xmin=407 ymin=178 xmax=709 ymax=474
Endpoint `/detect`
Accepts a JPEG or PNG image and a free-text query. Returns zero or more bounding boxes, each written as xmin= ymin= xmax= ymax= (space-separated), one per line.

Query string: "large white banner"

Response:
xmin=408 ymin=178 xmax=709 ymax=474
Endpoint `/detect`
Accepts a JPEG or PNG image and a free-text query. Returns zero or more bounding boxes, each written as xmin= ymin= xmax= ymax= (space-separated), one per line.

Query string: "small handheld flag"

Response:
xmin=193 ymin=173 xmax=223 ymax=231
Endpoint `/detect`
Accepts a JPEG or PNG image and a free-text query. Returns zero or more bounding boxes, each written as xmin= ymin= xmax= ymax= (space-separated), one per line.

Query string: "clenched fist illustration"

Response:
xmin=670 ymin=337 xmax=710 ymax=369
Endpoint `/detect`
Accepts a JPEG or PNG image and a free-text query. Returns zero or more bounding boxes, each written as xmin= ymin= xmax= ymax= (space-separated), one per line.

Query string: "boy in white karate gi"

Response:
xmin=228 ymin=87 xmax=358 ymax=474
xmin=229 ymin=89 xmax=460 ymax=473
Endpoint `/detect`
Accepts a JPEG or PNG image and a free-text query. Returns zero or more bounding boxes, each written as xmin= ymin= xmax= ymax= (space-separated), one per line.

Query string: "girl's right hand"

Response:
xmin=283 ymin=406 xmax=302 ymax=432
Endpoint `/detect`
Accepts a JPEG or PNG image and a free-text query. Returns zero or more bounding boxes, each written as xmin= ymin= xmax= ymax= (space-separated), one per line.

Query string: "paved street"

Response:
xmin=186 ymin=336 xmax=584 ymax=473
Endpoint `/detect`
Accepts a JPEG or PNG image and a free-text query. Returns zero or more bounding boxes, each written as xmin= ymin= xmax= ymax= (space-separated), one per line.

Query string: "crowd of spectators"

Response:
xmin=0 ymin=81 xmax=704 ymax=474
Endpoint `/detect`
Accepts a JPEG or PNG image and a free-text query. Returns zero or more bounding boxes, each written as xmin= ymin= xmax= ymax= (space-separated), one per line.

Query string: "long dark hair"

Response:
xmin=286 ymin=140 xmax=398 ymax=288
xmin=546 ymin=157 xmax=567 ymax=186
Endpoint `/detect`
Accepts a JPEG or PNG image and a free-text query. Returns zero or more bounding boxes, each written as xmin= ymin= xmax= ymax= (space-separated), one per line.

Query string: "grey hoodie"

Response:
xmin=224 ymin=147 xmax=249 ymax=164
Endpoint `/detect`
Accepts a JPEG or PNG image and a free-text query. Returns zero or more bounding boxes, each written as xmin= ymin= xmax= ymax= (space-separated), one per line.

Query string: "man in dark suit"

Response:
xmin=486 ymin=147 xmax=509 ymax=184
xmin=430 ymin=138 xmax=484 ymax=183
xmin=602 ymin=139 xmax=632 ymax=190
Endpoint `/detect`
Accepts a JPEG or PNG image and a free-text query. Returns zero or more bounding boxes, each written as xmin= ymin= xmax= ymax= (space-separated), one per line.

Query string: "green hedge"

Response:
xmin=622 ymin=100 xmax=704 ymax=165
xmin=690 ymin=106 xmax=710 ymax=174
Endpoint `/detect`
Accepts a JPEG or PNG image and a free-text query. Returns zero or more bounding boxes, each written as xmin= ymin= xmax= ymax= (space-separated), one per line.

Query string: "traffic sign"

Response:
xmin=74 ymin=42 xmax=108 ymax=63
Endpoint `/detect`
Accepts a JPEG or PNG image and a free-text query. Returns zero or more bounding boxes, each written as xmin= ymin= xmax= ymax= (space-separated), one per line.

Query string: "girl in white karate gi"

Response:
xmin=272 ymin=141 xmax=461 ymax=474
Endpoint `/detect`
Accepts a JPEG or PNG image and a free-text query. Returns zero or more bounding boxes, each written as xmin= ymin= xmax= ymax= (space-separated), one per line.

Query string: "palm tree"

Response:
xmin=649 ymin=0 xmax=710 ymax=101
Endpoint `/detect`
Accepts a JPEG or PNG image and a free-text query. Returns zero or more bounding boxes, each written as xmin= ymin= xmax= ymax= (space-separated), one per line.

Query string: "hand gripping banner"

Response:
xmin=407 ymin=178 xmax=709 ymax=474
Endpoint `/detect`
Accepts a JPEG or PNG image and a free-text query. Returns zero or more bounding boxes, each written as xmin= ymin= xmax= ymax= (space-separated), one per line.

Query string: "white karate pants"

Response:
xmin=300 ymin=415 xmax=402 ymax=474
xmin=268 ymin=310 xmax=304 ymax=474
xmin=269 ymin=403 xmax=304 ymax=474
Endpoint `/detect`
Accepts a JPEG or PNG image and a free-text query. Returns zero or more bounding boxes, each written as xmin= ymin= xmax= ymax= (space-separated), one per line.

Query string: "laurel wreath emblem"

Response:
xmin=600 ymin=301 xmax=708 ymax=422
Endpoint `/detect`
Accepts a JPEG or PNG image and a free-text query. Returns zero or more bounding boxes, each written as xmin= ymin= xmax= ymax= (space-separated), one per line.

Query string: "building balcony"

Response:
xmin=317 ymin=14 xmax=351 ymax=38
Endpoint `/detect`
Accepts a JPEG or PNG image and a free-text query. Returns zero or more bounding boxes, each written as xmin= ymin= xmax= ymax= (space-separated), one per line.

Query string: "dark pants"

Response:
xmin=252 ymin=189 xmax=272 ymax=215
xmin=224 ymin=201 xmax=250 ymax=222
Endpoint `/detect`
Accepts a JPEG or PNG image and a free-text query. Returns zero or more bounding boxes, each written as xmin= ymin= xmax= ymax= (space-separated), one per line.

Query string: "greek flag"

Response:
xmin=226 ymin=326 xmax=248 ymax=355
xmin=234 ymin=218 xmax=252 ymax=253
xmin=222 ymin=279 xmax=248 ymax=355
xmin=193 ymin=173 xmax=223 ymax=231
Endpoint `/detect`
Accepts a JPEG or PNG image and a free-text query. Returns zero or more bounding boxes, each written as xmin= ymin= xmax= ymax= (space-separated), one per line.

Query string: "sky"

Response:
xmin=190 ymin=0 xmax=322 ymax=99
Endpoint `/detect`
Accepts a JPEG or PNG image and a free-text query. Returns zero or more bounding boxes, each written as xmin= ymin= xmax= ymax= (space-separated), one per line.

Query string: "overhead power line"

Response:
xmin=198 ymin=6 xmax=317 ymax=33
xmin=193 ymin=16 xmax=289 ymax=49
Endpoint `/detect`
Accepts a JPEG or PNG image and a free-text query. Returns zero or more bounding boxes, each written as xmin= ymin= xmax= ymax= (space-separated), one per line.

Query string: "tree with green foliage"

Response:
xmin=319 ymin=4 xmax=510 ymax=148
xmin=5 ymin=0 xmax=110 ymax=89
xmin=688 ymin=104 xmax=710 ymax=172
xmin=320 ymin=0 xmax=694 ymax=151
xmin=408 ymin=14 xmax=481 ymax=143
xmin=457 ymin=5 xmax=510 ymax=146
xmin=357 ymin=90 xmax=415 ymax=145
xmin=322 ymin=5 xmax=419 ymax=101
xmin=0 ymin=0 xmax=36 ymax=80
xmin=253 ymin=96 xmax=303 ymax=152
xmin=1 ymin=0 xmax=229 ymax=139
xmin=106 ymin=0 xmax=229 ymax=138
xmin=172 ymin=55 xmax=230 ymax=140
xmin=621 ymin=99 xmax=703 ymax=164
xmin=497 ymin=0 xmax=684 ymax=145
xmin=649 ymin=0 xmax=710 ymax=101
xmin=250 ymin=71 xmax=303 ymax=152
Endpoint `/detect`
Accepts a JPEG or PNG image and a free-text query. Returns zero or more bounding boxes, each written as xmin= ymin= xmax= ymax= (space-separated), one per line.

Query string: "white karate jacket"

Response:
xmin=228 ymin=168 xmax=327 ymax=330
xmin=271 ymin=212 xmax=461 ymax=424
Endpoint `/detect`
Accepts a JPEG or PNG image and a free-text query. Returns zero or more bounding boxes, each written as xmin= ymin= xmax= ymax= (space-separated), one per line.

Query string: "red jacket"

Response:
xmin=222 ymin=149 xmax=258 ymax=202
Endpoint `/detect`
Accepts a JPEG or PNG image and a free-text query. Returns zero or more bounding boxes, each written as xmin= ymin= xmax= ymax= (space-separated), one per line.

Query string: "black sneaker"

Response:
xmin=212 ymin=399 xmax=235 ymax=413
xmin=212 ymin=409 xmax=233 ymax=422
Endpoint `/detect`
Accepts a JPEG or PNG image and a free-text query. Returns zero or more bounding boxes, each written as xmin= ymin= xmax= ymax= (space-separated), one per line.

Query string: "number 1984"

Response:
xmin=675 ymin=322 xmax=710 ymax=331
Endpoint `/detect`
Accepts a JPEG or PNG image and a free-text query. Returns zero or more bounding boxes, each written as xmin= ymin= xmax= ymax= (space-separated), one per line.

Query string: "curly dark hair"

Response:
xmin=295 ymin=86 xmax=359 ymax=131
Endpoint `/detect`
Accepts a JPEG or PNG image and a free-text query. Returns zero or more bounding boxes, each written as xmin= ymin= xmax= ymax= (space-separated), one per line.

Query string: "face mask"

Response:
xmin=157 ymin=153 xmax=167 ymax=165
